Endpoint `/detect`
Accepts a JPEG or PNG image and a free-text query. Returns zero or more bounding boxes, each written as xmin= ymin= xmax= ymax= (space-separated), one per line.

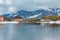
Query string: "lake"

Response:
xmin=0 ymin=23 xmax=60 ymax=40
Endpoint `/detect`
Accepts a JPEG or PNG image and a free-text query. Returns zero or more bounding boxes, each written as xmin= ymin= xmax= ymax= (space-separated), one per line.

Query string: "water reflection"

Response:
xmin=0 ymin=23 xmax=60 ymax=40
xmin=0 ymin=24 xmax=4 ymax=40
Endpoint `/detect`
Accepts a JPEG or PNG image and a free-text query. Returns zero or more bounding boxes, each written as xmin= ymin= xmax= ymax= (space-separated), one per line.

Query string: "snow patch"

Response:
xmin=27 ymin=13 xmax=42 ymax=18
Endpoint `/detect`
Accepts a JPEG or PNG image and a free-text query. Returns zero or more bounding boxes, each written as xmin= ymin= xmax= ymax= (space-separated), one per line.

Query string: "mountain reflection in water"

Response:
xmin=0 ymin=23 xmax=60 ymax=40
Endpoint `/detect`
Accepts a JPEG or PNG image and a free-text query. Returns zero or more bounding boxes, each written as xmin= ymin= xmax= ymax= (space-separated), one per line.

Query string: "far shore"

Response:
xmin=0 ymin=21 xmax=60 ymax=24
xmin=0 ymin=21 xmax=19 ymax=24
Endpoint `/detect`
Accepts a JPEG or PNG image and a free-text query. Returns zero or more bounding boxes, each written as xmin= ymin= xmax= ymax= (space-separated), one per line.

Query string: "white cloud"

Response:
xmin=38 ymin=6 xmax=52 ymax=11
xmin=33 ymin=0 xmax=51 ymax=3
xmin=5 ymin=0 xmax=13 ymax=5
xmin=8 ymin=7 xmax=16 ymax=13
xmin=0 ymin=0 xmax=4 ymax=4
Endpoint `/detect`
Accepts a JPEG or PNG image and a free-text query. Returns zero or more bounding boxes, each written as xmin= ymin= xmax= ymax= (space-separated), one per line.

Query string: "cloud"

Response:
xmin=8 ymin=7 xmax=16 ymax=13
xmin=11 ymin=0 xmax=60 ymax=11
xmin=5 ymin=0 xmax=13 ymax=5
xmin=0 ymin=0 xmax=60 ymax=14
xmin=33 ymin=0 xmax=51 ymax=3
xmin=0 ymin=0 xmax=4 ymax=4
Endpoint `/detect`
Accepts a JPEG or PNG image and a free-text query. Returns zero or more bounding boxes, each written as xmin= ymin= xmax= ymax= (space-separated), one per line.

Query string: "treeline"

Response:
xmin=42 ymin=16 xmax=60 ymax=21
xmin=25 ymin=18 xmax=40 ymax=23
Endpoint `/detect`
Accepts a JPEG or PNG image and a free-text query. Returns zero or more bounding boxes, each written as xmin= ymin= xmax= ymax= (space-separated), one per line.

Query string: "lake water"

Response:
xmin=0 ymin=23 xmax=60 ymax=40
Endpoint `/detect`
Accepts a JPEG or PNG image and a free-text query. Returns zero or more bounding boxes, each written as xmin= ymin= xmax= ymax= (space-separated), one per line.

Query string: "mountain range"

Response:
xmin=3 ymin=8 xmax=60 ymax=19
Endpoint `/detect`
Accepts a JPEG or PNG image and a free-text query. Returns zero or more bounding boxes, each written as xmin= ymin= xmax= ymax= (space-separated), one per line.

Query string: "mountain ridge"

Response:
xmin=3 ymin=8 xmax=60 ymax=19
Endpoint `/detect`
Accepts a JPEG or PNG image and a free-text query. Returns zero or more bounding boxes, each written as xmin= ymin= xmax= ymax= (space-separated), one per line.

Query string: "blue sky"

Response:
xmin=0 ymin=0 xmax=60 ymax=14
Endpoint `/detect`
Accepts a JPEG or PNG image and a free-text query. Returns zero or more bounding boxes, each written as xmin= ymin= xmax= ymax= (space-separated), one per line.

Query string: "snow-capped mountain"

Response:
xmin=3 ymin=8 xmax=60 ymax=19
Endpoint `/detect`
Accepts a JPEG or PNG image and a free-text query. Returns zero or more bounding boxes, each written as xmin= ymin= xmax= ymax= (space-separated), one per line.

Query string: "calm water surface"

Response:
xmin=0 ymin=23 xmax=60 ymax=40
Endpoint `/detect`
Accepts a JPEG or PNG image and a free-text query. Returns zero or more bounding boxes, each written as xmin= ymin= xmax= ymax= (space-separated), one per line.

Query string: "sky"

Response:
xmin=0 ymin=0 xmax=60 ymax=14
